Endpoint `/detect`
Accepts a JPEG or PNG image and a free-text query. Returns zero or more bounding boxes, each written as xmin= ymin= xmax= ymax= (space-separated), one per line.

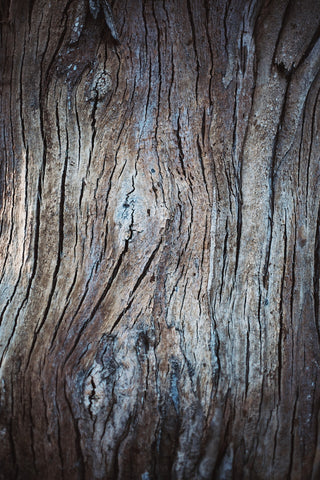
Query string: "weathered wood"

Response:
xmin=1 ymin=0 xmax=320 ymax=478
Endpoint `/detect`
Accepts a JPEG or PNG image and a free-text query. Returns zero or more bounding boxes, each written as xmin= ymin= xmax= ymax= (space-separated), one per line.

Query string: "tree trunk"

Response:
xmin=1 ymin=0 xmax=320 ymax=478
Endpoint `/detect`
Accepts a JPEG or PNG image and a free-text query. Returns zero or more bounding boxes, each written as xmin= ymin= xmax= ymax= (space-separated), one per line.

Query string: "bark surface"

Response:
xmin=1 ymin=0 xmax=320 ymax=478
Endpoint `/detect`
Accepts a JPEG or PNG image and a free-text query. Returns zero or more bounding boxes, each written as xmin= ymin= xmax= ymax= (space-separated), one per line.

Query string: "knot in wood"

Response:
xmin=88 ymin=70 xmax=112 ymax=102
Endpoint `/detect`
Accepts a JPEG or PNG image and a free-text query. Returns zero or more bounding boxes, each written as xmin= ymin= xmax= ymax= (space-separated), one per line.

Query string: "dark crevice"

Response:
xmin=239 ymin=20 xmax=247 ymax=76
xmin=186 ymin=0 xmax=200 ymax=101
xmin=290 ymin=208 xmax=297 ymax=324
xmin=314 ymin=204 xmax=320 ymax=346
xmin=66 ymin=267 xmax=79 ymax=301
xmin=201 ymin=109 xmax=206 ymax=144
xmin=144 ymin=59 xmax=152 ymax=123
xmin=87 ymin=94 xmax=98 ymax=176
xmin=178 ymin=277 xmax=188 ymax=322
xmin=25 ymin=127 xmax=69 ymax=371
xmin=151 ymin=0 xmax=166 ymax=208
xmin=141 ymin=0 xmax=148 ymax=59
xmin=244 ymin=296 xmax=250 ymax=399
xmin=220 ymin=219 xmax=229 ymax=302
xmin=75 ymin=93 xmax=82 ymax=167
xmin=167 ymin=44 xmax=174 ymax=119
xmin=50 ymin=264 xmax=95 ymax=353
xmin=203 ymin=0 xmax=214 ymax=106
xmin=110 ymin=297 xmax=134 ymax=335
xmin=110 ymin=240 xmax=162 ymax=333
xmin=19 ymin=36 xmax=26 ymax=149
xmin=223 ymin=0 xmax=232 ymax=56
xmin=278 ymin=217 xmax=287 ymax=399
xmin=129 ymin=240 xmax=162 ymax=300
xmin=42 ymin=15 xmax=68 ymax=92
xmin=88 ymin=377 xmax=96 ymax=421
xmin=234 ymin=195 xmax=242 ymax=280
xmin=263 ymin=72 xmax=292 ymax=290
xmin=79 ymin=178 xmax=86 ymax=208
xmin=196 ymin=135 xmax=210 ymax=199
xmin=288 ymin=393 xmax=298 ymax=479
xmin=176 ymin=113 xmax=186 ymax=178
xmin=64 ymin=212 xmax=135 ymax=365
xmin=271 ymin=0 xmax=292 ymax=69
xmin=297 ymin=82 xmax=309 ymax=189
xmin=231 ymin=62 xmax=240 ymax=175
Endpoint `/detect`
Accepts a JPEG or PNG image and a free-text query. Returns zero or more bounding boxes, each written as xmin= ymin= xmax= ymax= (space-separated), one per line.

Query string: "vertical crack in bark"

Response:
xmin=244 ymin=292 xmax=250 ymax=399
xmin=264 ymin=75 xmax=292 ymax=290
xmin=314 ymin=203 xmax=320 ymax=345
xmin=271 ymin=0 xmax=292 ymax=68
xmin=151 ymin=0 xmax=166 ymax=201
xmin=290 ymin=208 xmax=297 ymax=327
xmin=103 ymin=144 xmax=120 ymax=221
xmin=175 ymin=112 xmax=186 ymax=179
xmin=168 ymin=44 xmax=174 ymax=119
xmin=88 ymin=376 xmax=96 ymax=421
xmin=142 ymin=59 xmax=152 ymax=123
xmin=141 ymin=1 xmax=148 ymax=59
xmin=223 ymin=0 xmax=232 ymax=56
xmin=74 ymin=94 xmax=82 ymax=168
xmin=220 ymin=218 xmax=229 ymax=302
xmin=25 ymin=125 xmax=69 ymax=370
xmin=231 ymin=62 xmax=240 ymax=175
xmin=234 ymin=195 xmax=242 ymax=280
xmin=203 ymin=0 xmax=214 ymax=106
xmin=184 ymin=194 xmax=193 ymax=251
xmin=87 ymin=95 xmax=98 ymax=176
xmin=278 ymin=215 xmax=287 ymax=400
xmin=19 ymin=32 xmax=27 ymax=150
xmin=186 ymin=0 xmax=200 ymax=102
xmin=288 ymin=392 xmax=298 ymax=479
xmin=297 ymin=86 xmax=309 ymax=193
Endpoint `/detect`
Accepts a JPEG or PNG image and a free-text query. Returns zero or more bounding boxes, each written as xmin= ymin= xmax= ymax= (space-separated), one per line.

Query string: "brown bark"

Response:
xmin=1 ymin=0 xmax=320 ymax=478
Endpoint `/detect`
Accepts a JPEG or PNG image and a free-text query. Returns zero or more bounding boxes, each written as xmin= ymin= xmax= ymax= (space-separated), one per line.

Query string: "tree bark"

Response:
xmin=1 ymin=0 xmax=320 ymax=478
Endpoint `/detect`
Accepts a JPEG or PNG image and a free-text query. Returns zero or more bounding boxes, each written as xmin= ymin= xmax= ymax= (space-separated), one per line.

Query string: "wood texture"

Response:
xmin=1 ymin=0 xmax=320 ymax=478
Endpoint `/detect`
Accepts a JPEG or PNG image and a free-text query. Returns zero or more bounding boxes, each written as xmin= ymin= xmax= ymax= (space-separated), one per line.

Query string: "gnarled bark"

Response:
xmin=1 ymin=0 xmax=320 ymax=478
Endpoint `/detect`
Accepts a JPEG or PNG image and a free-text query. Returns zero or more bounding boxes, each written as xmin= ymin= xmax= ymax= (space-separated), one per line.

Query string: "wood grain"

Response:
xmin=1 ymin=0 xmax=320 ymax=478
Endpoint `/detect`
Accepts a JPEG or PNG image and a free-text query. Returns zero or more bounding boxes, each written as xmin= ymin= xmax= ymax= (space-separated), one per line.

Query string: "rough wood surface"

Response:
xmin=1 ymin=0 xmax=320 ymax=478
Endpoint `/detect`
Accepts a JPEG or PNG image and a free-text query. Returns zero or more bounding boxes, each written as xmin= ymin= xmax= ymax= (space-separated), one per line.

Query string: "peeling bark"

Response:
xmin=1 ymin=0 xmax=320 ymax=479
